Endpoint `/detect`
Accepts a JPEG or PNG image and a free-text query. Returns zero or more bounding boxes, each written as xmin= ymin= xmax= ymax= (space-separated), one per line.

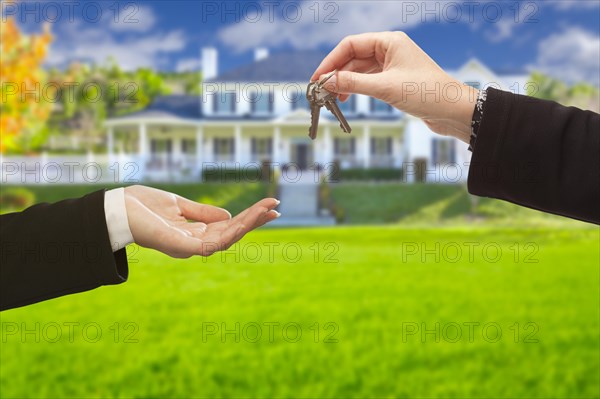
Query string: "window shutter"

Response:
xmin=387 ymin=138 xmax=392 ymax=155
xmin=251 ymin=93 xmax=256 ymax=113
xmin=251 ymin=138 xmax=256 ymax=154
xmin=269 ymin=91 xmax=274 ymax=113
xmin=370 ymin=137 xmax=375 ymax=155
xmin=370 ymin=97 xmax=374 ymax=113
xmin=350 ymin=138 xmax=355 ymax=154
xmin=213 ymin=92 xmax=218 ymax=113
xmin=230 ymin=138 xmax=235 ymax=155
xmin=230 ymin=93 xmax=236 ymax=113
xmin=334 ymin=138 xmax=339 ymax=155
xmin=450 ymin=140 xmax=456 ymax=163
xmin=268 ymin=138 xmax=273 ymax=154
xmin=213 ymin=138 xmax=218 ymax=155
xmin=432 ymin=139 xmax=438 ymax=164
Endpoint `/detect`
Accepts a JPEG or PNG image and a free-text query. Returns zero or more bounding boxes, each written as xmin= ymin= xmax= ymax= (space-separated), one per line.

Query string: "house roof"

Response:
xmin=114 ymin=95 xmax=202 ymax=121
xmin=208 ymin=50 xmax=327 ymax=82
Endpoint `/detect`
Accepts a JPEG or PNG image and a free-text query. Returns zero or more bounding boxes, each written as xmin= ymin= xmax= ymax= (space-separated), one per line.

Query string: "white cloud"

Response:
xmin=485 ymin=18 xmax=517 ymax=43
xmin=46 ymin=10 xmax=186 ymax=71
xmin=47 ymin=22 xmax=186 ymax=70
xmin=109 ymin=4 xmax=157 ymax=33
xmin=218 ymin=1 xmax=424 ymax=53
xmin=545 ymin=0 xmax=600 ymax=10
xmin=530 ymin=26 xmax=600 ymax=86
xmin=176 ymin=57 xmax=202 ymax=72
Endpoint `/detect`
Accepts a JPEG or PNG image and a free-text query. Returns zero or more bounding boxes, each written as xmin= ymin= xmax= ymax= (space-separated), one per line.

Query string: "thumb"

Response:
xmin=322 ymin=71 xmax=388 ymax=98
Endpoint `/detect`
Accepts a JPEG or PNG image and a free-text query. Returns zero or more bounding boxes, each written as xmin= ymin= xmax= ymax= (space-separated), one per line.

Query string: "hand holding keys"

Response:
xmin=306 ymin=70 xmax=352 ymax=140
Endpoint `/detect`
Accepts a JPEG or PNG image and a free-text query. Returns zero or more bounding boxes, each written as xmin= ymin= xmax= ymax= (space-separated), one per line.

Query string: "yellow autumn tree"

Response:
xmin=0 ymin=16 xmax=52 ymax=153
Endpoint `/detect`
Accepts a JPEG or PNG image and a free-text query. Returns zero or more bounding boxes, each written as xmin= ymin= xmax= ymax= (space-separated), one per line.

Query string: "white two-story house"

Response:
xmin=104 ymin=48 xmax=528 ymax=182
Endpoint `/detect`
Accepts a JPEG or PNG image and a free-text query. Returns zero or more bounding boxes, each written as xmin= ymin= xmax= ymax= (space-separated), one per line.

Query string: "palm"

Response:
xmin=124 ymin=186 xmax=279 ymax=258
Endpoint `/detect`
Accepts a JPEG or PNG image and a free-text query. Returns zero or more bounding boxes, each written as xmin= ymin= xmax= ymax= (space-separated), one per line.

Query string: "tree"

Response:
xmin=0 ymin=17 xmax=53 ymax=153
xmin=528 ymin=72 xmax=599 ymax=112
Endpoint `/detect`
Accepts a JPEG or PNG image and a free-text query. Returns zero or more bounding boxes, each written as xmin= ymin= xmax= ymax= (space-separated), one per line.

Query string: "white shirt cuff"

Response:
xmin=104 ymin=188 xmax=134 ymax=252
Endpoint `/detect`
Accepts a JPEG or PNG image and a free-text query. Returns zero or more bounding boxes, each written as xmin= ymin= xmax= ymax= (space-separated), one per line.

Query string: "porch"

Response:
xmin=104 ymin=118 xmax=406 ymax=181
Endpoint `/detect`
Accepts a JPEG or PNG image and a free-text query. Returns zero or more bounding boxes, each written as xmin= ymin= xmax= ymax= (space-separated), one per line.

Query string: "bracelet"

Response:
xmin=469 ymin=89 xmax=487 ymax=152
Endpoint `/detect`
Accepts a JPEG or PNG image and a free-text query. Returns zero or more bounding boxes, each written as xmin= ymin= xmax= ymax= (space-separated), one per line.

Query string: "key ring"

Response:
xmin=318 ymin=70 xmax=337 ymax=86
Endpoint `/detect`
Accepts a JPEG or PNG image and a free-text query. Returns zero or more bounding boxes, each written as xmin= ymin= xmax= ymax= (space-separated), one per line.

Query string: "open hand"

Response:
xmin=123 ymin=185 xmax=280 ymax=258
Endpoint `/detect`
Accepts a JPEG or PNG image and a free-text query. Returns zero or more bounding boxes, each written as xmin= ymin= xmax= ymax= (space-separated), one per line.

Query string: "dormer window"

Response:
xmin=213 ymin=92 xmax=236 ymax=114
xmin=250 ymin=91 xmax=274 ymax=115
xmin=370 ymin=98 xmax=394 ymax=114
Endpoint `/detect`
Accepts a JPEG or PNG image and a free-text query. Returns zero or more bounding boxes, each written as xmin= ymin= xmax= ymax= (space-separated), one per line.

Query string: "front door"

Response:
xmin=291 ymin=142 xmax=313 ymax=170
xmin=296 ymin=144 xmax=308 ymax=170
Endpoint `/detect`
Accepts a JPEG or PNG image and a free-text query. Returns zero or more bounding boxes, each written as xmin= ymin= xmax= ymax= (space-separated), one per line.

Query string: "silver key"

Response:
xmin=324 ymin=96 xmax=352 ymax=134
xmin=306 ymin=71 xmax=352 ymax=140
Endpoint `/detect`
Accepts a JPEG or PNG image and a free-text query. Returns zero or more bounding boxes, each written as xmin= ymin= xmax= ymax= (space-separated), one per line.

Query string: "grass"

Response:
xmin=1 ymin=225 xmax=598 ymax=398
xmin=331 ymin=183 xmax=590 ymax=227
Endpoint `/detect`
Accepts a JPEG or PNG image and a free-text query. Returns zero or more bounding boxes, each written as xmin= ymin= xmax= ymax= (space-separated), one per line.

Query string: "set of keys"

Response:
xmin=306 ymin=70 xmax=352 ymax=140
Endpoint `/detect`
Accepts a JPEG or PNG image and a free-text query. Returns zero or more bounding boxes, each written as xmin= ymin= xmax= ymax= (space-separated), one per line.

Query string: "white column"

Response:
xmin=363 ymin=125 xmax=371 ymax=168
xmin=138 ymin=123 xmax=147 ymax=157
xmin=196 ymin=126 xmax=204 ymax=172
xmin=273 ymin=126 xmax=281 ymax=164
xmin=234 ymin=125 xmax=242 ymax=164
xmin=324 ymin=126 xmax=333 ymax=165
xmin=107 ymin=126 xmax=114 ymax=160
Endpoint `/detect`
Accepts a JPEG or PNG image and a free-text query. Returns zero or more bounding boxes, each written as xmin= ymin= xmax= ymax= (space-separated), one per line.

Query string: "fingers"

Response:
xmin=311 ymin=33 xmax=384 ymax=81
xmin=232 ymin=198 xmax=281 ymax=233
xmin=176 ymin=196 xmax=231 ymax=223
xmin=339 ymin=57 xmax=382 ymax=75
xmin=321 ymin=70 xmax=389 ymax=98
xmin=198 ymin=198 xmax=280 ymax=256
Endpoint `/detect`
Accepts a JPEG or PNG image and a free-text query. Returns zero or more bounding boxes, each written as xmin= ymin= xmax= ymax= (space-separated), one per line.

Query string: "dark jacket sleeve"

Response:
xmin=0 ymin=190 xmax=128 ymax=311
xmin=468 ymin=87 xmax=600 ymax=224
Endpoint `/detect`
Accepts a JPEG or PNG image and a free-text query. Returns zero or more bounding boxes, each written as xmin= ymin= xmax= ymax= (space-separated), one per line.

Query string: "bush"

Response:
xmin=339 ymin=168 xmax=403 ymax=181
xmin=0 ymin=187 xmax=35 ymax=211
xmin=202 ymin=167 xmax=263 ymax=183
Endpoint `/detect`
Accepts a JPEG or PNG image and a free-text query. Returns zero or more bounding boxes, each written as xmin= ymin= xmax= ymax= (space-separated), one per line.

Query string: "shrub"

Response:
xmin=0 ymin=187 xmax=35 ymax=211
xmin=339 ymin=168 xmax=403 ymax=181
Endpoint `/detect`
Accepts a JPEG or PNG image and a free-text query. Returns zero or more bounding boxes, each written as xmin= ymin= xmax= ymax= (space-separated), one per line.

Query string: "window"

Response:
xmin=370 ymin=98 xmax=394 ymax=114
xmin=181 ymin=139 xmax=196 ymax=155
xmin=213 ymin=138 xmax=235 ymax=159
xmin=250 ymin=90 xmax=274 ymax=114
xmin=337 ymin=95 xmax=355 ymax=114
xmin=371 ymin=137 xmax=392 ymax=155
xmin=465 ymin=81 xmax=481 ymax=89
xmin=293 ymin=89 xmax=311 ymax=110
xmin=251 ymin=138 xmax=273 ymax=159
xmin=150 ymin=139 xmax=172 ymax=163
xmin=432 ymin=139 xmax=456 ymax=165
xmin=334 ymin=138 xmax=355 ymax=156
xmin=150 ymin=139 xmax=172 ymax=153
xmin=213 ymin=92 xmax=236 ymax=114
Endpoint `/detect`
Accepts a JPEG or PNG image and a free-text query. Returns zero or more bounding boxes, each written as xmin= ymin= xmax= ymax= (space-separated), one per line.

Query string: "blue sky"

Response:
xmin=8 ymin=0 xmax=600 ymax=84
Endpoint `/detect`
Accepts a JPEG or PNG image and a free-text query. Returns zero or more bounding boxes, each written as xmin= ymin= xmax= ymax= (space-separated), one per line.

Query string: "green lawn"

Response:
xmin=331 ymin=183 xmax=590 ymax=227
xmin=1 ymin=225 xmax=598 ymax=398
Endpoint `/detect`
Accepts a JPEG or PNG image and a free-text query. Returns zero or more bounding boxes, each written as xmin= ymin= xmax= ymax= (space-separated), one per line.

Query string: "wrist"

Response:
xmin=445 ymin=84 xmax=479 ymax=142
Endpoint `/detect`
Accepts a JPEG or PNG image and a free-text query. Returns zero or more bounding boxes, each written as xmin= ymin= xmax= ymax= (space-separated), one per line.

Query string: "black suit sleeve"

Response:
xmin=468 ymin=87 xmax=600 ymax=224
xmin=0 ymin=189 xmax=129 ymax=311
